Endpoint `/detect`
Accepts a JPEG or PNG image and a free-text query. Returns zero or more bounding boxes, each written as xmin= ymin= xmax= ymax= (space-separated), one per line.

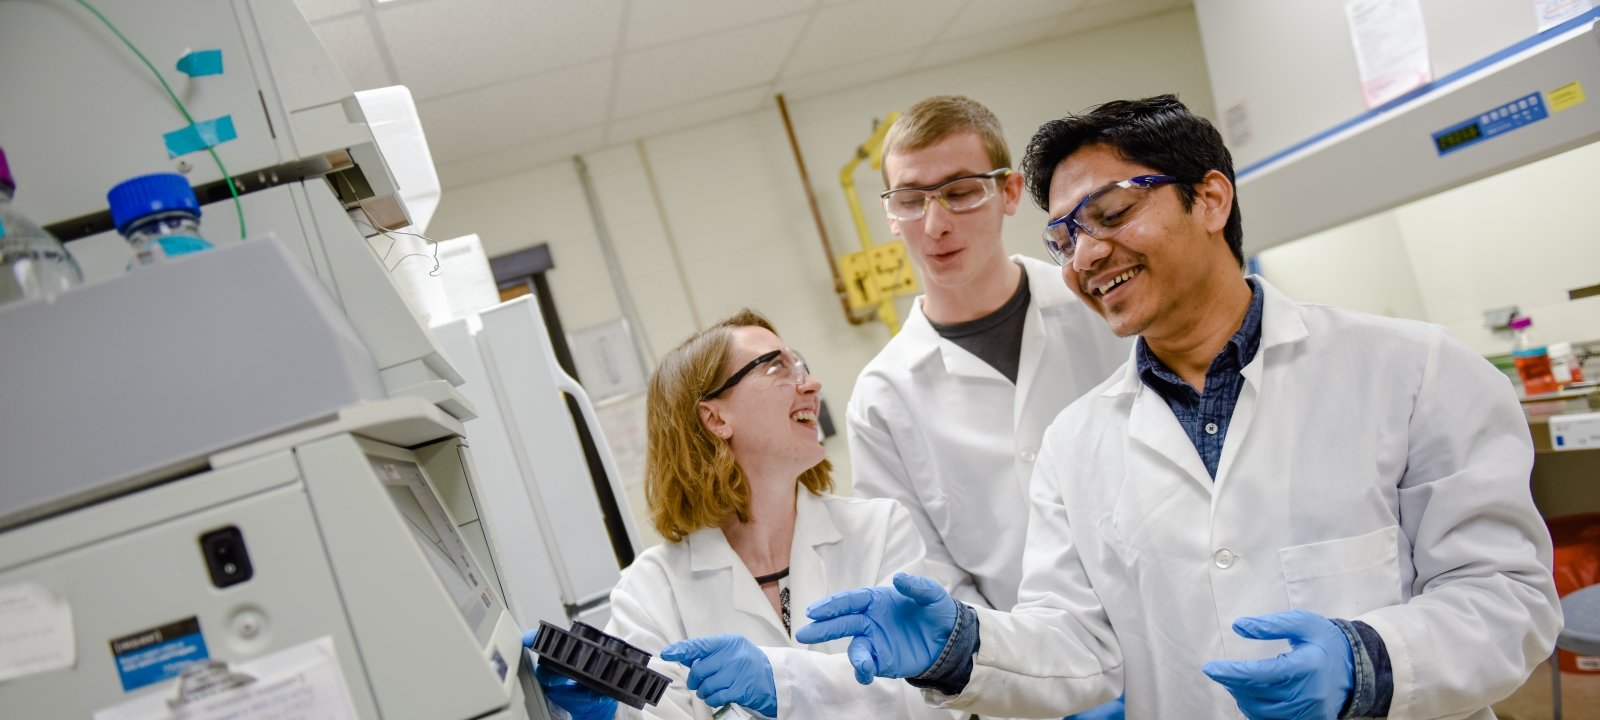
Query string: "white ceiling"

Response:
xmin=296 ymin=0 xmax=1192 ymax=184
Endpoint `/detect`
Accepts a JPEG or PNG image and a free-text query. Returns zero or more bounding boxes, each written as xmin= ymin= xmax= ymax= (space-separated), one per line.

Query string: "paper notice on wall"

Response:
xmin=1344 ymin=0 xmax=1433 ymax=108
xmin=0 ymin=582 xmax=76 ymax=682
xmin=1535 ymin=0 xmax=1594 ymax=30
xmin=94 ymin=637 xmax=360 ymax=720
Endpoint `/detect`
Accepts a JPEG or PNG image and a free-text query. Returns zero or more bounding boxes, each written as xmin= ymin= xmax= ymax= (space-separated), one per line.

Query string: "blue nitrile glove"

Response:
xmin=522 ymin=629 xmax=618 ymax=720
xmin=660 ymin=634 xmax=777 ymax=718
xmin=1201 ymin=610 xmax=1354 ymax=720
xmin=1065 ymin=693 xmax=1125 ymax=720
xmin=793 ymin=572 xmax=958 ymax=685
xmin=533 ymin=664 xmax=619 ymax=720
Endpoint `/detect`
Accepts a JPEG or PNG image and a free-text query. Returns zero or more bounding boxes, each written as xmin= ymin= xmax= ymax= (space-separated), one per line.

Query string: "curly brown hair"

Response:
xmin=645 ymin=308 xmax=833 ymax=542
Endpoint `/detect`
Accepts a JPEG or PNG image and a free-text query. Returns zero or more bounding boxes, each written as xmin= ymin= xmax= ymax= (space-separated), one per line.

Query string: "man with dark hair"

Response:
xmin=800 ymin=94 xmax=1560 ymax=719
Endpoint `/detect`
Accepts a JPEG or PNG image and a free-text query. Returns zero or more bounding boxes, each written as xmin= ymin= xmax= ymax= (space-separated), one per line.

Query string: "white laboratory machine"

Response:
xmin=433 ymin=297 xmax=644 ymax=631
xmin=0 ymin=0 xmax=622 ymax=717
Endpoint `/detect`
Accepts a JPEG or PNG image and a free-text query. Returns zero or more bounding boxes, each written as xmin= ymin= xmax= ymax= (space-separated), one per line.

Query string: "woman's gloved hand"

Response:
xmin=661 ymin=634 xmax=777 ymax=718
xmin=794 ymin=572 xmax=959 ymax=684
xmin=1202 ymin=610 xmax=1354 ymax=720
xmin=522 ymin=628 xmax=618 ymax=720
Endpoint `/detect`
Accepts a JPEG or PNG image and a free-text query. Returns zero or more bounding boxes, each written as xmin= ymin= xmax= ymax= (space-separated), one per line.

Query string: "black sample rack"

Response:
xmin=530 ymin=620 xmax=670 ymax=709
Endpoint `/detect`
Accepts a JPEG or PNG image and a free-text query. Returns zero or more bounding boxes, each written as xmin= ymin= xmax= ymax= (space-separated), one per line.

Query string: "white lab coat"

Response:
xmin=605 ymin=490 xmax=965 ymax=720
xmin=928 ymin=278 xmax=1561 ymax=720
xmin=848 ymin=254 xmax=1132 ymax=611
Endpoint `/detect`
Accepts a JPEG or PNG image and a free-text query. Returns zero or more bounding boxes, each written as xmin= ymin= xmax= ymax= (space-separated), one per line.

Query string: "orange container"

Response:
xmin=1549 ymin=513 xmax=1600 ymax=673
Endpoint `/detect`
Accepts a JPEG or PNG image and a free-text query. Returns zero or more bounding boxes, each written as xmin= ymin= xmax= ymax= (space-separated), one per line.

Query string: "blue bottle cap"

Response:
xmin=108 ymin=173 xmax=201 ymax=234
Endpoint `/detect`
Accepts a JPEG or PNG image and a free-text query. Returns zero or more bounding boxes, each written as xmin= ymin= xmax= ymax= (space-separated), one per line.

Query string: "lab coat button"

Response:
xmin=1205 ymin=422 xmax=1219 ymax=435
xmin=1020 ymin=449 xmax=1037 ymax=463
xmin=1213 ymin=549 xmax=1235 ymax=569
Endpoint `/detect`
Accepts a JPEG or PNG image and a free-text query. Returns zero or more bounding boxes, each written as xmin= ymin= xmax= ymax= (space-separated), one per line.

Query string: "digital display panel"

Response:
xmin=1434 ymin=123 xmax=1483 ymax=153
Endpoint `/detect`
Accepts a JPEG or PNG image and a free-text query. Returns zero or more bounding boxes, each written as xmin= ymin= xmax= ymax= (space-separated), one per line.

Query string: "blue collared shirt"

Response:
xmin=1133 ymin=278 xmax=1263 ymax=479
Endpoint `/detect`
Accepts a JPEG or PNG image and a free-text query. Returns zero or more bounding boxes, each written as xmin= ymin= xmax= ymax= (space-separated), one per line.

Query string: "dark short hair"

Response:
xmin=1021 ymin=94 xmax=1244 ymax=266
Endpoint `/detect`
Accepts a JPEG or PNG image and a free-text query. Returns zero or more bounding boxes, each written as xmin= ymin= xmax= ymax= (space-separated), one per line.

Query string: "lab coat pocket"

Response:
xmin=1279 ymin=525 xmax=1402 ymax=618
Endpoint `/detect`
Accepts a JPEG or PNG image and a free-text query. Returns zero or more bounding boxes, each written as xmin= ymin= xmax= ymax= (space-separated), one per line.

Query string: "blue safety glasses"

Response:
xmin=1042 ymin=174 xmax=1182 ymax=265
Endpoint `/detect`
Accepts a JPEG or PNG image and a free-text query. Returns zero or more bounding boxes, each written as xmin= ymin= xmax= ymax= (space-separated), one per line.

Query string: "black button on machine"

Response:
xmin=198 ymin=526 xmax=254 ymax=588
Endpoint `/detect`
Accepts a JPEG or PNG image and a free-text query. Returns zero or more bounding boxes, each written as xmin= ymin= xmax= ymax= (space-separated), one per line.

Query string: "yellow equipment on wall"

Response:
xmin=837 ymin=111 xmax=919 ymax=336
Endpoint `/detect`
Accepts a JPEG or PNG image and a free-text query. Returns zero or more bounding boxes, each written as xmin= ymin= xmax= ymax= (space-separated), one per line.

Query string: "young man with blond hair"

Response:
xmin=845 ymin=95 xmax=1129 ymax=718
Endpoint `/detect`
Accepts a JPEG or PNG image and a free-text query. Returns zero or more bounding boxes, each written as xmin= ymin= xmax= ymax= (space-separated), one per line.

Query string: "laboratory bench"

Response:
xmin=1525 ymin=385 xmax=1600 ymax=518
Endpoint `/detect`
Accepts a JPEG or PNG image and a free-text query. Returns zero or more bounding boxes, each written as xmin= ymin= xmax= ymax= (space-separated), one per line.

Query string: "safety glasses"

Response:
xmin=880 ymin=168 xmax=1010 ymax=221
xmin=1042 ymin=174 xmax=1182 ymax=265
xmin=702 ymin=348 xmax=809 ymax=400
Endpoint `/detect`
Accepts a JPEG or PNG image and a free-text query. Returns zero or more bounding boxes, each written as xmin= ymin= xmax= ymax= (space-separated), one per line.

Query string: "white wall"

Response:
xmin=1255 ymin=211 xmax=1428 ymax=320
xmin=1258 ymin=138 xmax=1600 ymax=356
xmin=428 ymin=7 xmax=1217 ymax=508
xmin=1394 ymin=140 xmax=1600 ymax=354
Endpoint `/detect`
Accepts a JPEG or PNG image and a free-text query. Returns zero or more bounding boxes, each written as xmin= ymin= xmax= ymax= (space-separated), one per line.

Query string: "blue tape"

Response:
xmin=163 ymin=115 xmax=237 ymax=158
xmin=1239 ymin=6 xmax=1600 ymax=179
xmin=175 ymin=49 xmax=223 ymax=77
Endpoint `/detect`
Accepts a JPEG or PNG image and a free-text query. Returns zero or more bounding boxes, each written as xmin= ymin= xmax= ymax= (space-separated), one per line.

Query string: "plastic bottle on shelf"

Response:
xmin=107 ymin=173 xmax=214 ymax=267
xmin=1510 ymin=315 xmax=1559 ymax=396
xmin=0 ymin=146 xmax=83 ymax=306
xmin=1549 ymin=341 xmax=1585 ymax=386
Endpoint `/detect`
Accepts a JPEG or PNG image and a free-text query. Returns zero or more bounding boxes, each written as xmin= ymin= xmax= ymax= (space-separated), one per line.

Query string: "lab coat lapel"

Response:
xmin=908 ymin=298 xmax=1009 ymax=383
xmin=1213 ymin=277 xmax=1310 ymax=492
xmin=1128 ymin=384 xmax=1214 ymax=492
xmin=1012 ymin=267 xmax=1050 ymax=441
xmin=786 ymin=492 xmax=843 ymax=644
xmin=686 ymin=526 xmax=788 ymax=639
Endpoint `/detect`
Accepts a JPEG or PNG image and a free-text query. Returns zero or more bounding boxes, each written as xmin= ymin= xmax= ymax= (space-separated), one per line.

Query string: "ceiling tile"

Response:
xmin=1052 ymin=0 xmax=1189 ymax=38
xmin=919 ymin=18 xmax=1055 ymax=68
xmin=293 ymin=0 xmax=363 ymax=22
xmin=613 ymin=15 xmax=807 ymax=117
xmin=624 ymin=0 xmax=819 ymax=50
xmin=417 ymin=59 xmax=612 ymax=163
xmin=434 ymin=126 xmax=607 ymax=187
xmin=773 ymin=51 xmax=918 ymax=100
xmin=604 ymin=87 xmax=770 ymax=145
xmin=783 ymin=0 xmax=966 ymax=76
xmin=379 ymin=0 xmax=624 ymax=101
xmin=942 ymin=0 xmax=1087 ymax=38
xmin=312 ymin=15 xmax=394 ymax=92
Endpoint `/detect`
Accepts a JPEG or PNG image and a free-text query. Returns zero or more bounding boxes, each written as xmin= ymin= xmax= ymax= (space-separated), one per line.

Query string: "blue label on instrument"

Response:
xmin=1433 ymin=92 xmax=1548 ymax=156
xmin=110 ymin=617 xmax=210 ymax=692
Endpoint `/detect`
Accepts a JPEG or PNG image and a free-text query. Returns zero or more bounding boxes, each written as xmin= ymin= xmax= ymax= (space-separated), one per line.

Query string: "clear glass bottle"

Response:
xmin=106 ymin=173 xmax=213 ymax=266
xmin=1510 ymin=315 xmax=1558 ymax=396
xmin=0 ymin=146 xmax=83 ymax=306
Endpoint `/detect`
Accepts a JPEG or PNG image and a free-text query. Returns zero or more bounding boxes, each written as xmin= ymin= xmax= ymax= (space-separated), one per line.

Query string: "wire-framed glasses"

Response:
xmin=880 ymin=168 xmax=1011 ymax=221
xmin=1042 ymin=174 xmax=1183 ymax=265
xmin=702 ymin=348 xmax=809 ymax=400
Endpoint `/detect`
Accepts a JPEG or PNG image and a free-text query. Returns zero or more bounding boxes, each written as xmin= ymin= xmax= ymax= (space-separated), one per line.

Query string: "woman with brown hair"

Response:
xmin=536 ymin=309 xmax=965 ymax=720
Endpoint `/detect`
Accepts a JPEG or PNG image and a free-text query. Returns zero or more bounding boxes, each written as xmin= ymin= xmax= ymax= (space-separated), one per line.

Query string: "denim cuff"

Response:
xmin=907 ymin=601 xmax=980 ymax=695
xmin=1333 ymin=619 xmax=1393 ymax=718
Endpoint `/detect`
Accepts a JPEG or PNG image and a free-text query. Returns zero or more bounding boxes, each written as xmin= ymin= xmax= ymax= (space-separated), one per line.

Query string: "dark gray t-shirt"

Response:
xmin=926 ymin=262 xmax=1030 ymax=384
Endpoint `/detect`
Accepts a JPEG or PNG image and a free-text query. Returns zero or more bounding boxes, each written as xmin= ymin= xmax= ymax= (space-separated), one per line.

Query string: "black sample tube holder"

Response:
xmin=531 ymin=620 xmax=670 ymax=709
